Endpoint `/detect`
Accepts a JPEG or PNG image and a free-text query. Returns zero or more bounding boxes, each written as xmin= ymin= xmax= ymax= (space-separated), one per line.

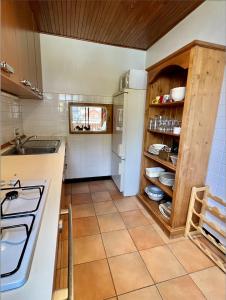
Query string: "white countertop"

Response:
xmin=1 ymin=139 xmax=65 ymax=300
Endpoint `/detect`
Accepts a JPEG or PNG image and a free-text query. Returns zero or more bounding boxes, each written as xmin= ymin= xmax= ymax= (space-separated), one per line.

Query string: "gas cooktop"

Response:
xmin=0 ymin=179 xmax=49 ymax=292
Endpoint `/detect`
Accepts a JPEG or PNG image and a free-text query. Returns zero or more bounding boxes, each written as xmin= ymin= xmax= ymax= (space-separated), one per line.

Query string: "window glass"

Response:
xmin=69 ymin=104 xmax=108 ymax=133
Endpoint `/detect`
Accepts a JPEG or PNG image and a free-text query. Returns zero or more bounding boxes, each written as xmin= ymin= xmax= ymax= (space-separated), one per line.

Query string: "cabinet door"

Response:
xmin=14 ymin=0 xmax=30 ymax=84
xmin=27 ymin=15 xmax=37 ymax=89
xmin=34 ymin=26 xmax=43 ymax=92
xmin=1 ymin=0 xmax=20 ymax=81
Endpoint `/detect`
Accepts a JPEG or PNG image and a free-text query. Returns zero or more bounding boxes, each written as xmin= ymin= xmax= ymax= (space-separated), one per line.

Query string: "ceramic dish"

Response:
xmin=170 ymin=87 xmax=186 ymax=102
xmin=145 ymin=167 xmax=165 ymax=178
xmin=159 ymin=172 xmax=175 ymax=187
xmin=145 ymin=185 xmax=164 ymax=201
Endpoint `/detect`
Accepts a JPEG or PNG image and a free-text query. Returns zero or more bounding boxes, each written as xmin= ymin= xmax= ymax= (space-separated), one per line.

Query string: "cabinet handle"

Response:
xmin=0 ymin=61 xmax=14 ymax=74
xmin=21 ymin=80 xmax=31 ymax=87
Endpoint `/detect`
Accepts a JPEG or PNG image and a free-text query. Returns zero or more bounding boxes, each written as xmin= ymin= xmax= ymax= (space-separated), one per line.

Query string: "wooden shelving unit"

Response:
xmin=148 ymin=129 xmax=180 ymax=137
xmin=138 ymin=193 xmax=171 ymax=226
xmin=150 ymin=101 xmax=184 ymax=107
xmin=138 ymin=41 xmax=226 ymax=238
xmin=144 ymin=151 xmax=176 ymax=171
xmin=144 ymin=174 xmax=173 ymax=197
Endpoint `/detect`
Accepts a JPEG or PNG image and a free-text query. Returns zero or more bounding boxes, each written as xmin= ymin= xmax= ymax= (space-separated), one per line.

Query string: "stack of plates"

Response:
xmin=159 ymin=172 xmax=175 ymax=187
xmin=148 ymin=144 xmax=166 ymax=155
xmin=159 ymin=201 xmax=172 ymax=219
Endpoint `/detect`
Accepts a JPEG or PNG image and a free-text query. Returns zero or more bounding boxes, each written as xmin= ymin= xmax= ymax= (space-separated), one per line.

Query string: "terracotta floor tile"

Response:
xmin=114 ymin=197 xmax=140 ymax=212
xmin=168 ymin=240 xmax=214 ymax=273
xmin=129 ymin=225 xmax=165 ymax=250
xmin=108 ymin=252 xmax=153 ymax=294
xmin=72 ymin=204 xmax=95 ymax=218
xmin=118 ymin=286 xmax=162 ymax=300
xmin=121 ymin=210 xmax=149 ymax=228
xmin=89 ymin=182 xmax=108 ymax=192
xmin=94 ymin=201 xmax=117 ymax=215
xmin=73 ymin=216 xmax=99 ymax=237
xmin=190 ymin=266 xmax=226 ymax=300
xmin=61 ymin=239 xmax=68 ymax=268
xmin=97 ymin=213 xmax=126 ymax=232
xmin=157 ymin=275 xmax=205 ymax=300
xmin=61 ymin=214 xmax=69 ymax=240
xmin=91 ymin=191 xmax=112 ymax=203
xmin=140 ymin=245 xmax=186 ymax=283
xmin=56 ymin=239 xmax=62 ymax=269
xmin=74 ymin=259 xmax=115 ymax=300
xmin=71 ymin=193 xmax=92 ymax=205
xmin=55 ymin=268 xmax=68 ymax=289
xmin=74 ymin=234 xmax=106 ymax=264
xmin=63 ymin=183 xmax=71 ymax=195
xmin=71 ymin=182 xmax=90 ymax=194
xmin=102 ymin=229 xmax=136 ymax=257
xmin=140 ymin=209 xmax=155 ymax=224
xmin=104 ymin=180 xmax=118 ymax=191
xmin=54 ymin=269 xmax=61 ymax=290
xmin=110 ymin=190 xmax=124 ymax=200
xmin=60 ymin=193 xmax=71 ymax=209
xmin=152 ymin=223 xmax=186 ymax=243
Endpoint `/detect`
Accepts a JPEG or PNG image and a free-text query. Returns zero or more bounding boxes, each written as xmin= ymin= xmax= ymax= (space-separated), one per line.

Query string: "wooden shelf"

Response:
xmin=140 ymin=43 xmax=225 ymax=239
xmin=144 ymin=151 xmax=176 ymax=171
xmin=137 ymin=193 xmax=171 ymax=225
xmin=137 ymin=193 xmax=185 ymax=238
xmin=150 ymin=101 xmax=184 ymax=107
xmin=148 ymin=129 xmax=180 ymax=137
xmin=144 ymin=174 xmax=173 ymax=197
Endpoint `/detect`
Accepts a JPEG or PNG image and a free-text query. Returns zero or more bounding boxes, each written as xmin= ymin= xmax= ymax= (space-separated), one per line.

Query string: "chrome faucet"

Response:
xmin=22 ymin=135 xmax=37 ymax=144
xmin=14 ymin=133 xmax=24 ymax=154
xmin=14 ymin=135 xmax=37 ymax=154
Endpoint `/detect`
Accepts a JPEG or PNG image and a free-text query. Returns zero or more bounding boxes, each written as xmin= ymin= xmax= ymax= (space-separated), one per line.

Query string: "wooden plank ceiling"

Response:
xmin=29 ymin=0 xmax=204 ymax=50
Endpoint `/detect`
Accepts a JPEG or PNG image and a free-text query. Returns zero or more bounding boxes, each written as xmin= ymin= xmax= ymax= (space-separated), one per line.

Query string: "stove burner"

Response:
xmin=5 ymin=191 xmax=18 ymax=200
xmin=1 ymin=184 xmax=45 ymax=218
xmin=0 ymin=214 xmax=35 ymax=278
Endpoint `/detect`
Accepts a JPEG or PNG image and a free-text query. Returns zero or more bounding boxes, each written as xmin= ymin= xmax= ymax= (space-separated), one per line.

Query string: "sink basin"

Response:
xmin=2 ymin=139 xmax=61 ymax=156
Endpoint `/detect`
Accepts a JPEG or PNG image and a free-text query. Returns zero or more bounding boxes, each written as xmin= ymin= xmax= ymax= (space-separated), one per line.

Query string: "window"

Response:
xmin=69 ymin=103 xmax=112 ymax=134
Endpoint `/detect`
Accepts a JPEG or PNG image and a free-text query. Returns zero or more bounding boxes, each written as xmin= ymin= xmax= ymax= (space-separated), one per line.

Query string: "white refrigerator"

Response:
xmin=112 ymin=89 xmax=146 ymax=196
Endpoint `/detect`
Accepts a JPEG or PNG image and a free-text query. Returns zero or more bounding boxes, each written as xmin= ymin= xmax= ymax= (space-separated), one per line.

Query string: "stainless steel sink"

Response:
xmin=2 ymin=139 xmax=61 ymax=156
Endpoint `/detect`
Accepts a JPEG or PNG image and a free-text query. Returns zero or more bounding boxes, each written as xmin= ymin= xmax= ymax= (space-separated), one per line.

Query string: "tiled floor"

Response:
xmin=55 ymin=179 xmax=225 ymax=300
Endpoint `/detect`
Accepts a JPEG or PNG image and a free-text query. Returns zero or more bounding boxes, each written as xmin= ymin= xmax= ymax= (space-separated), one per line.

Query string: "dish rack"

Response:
xmin=185 ymin=186 xmax=226 ymax=273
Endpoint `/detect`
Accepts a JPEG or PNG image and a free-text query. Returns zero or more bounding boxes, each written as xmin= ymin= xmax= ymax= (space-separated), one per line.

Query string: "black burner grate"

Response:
xmin=1 ymin=185 xmax=45 ymax=218
xmin=0 ymin=214 xmax=35 ymax=278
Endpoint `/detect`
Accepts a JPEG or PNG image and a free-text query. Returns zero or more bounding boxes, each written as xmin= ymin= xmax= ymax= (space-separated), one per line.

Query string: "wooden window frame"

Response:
xmin=68 ymin=102 xmax=113 ymax=134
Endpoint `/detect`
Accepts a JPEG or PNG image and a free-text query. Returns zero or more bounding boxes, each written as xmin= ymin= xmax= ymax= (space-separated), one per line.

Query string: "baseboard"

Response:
xmin=64 ymin=176 xmax=112 ymax=183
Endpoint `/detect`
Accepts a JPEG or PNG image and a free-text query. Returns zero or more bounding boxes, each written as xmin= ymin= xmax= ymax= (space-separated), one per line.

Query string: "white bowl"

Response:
xmin=170 ymin=87 xmax=186 ymax=102
xmin=146 ymin=167 xmax=165 ymax=178
xmin=147 ymin=192 xmax=164 ymax=201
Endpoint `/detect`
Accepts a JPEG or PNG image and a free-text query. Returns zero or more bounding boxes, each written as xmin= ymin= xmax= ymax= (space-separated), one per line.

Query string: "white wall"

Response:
xmin=22 ymin=35 xmax=146 ymax=178
xmin=41 ymin=34 xmax=146 ymax=96
xmin=145 ymin=0 xmax=226 ymax=199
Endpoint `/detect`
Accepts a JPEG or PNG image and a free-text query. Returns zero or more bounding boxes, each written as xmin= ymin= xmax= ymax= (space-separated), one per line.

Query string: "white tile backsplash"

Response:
xmin=0 ymin=92 xmax=23 ymax=145
xmin=19 ymin=93 xmax=113 ymax=178
xmin=21 ymin=93 xmax=112 ymax=136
